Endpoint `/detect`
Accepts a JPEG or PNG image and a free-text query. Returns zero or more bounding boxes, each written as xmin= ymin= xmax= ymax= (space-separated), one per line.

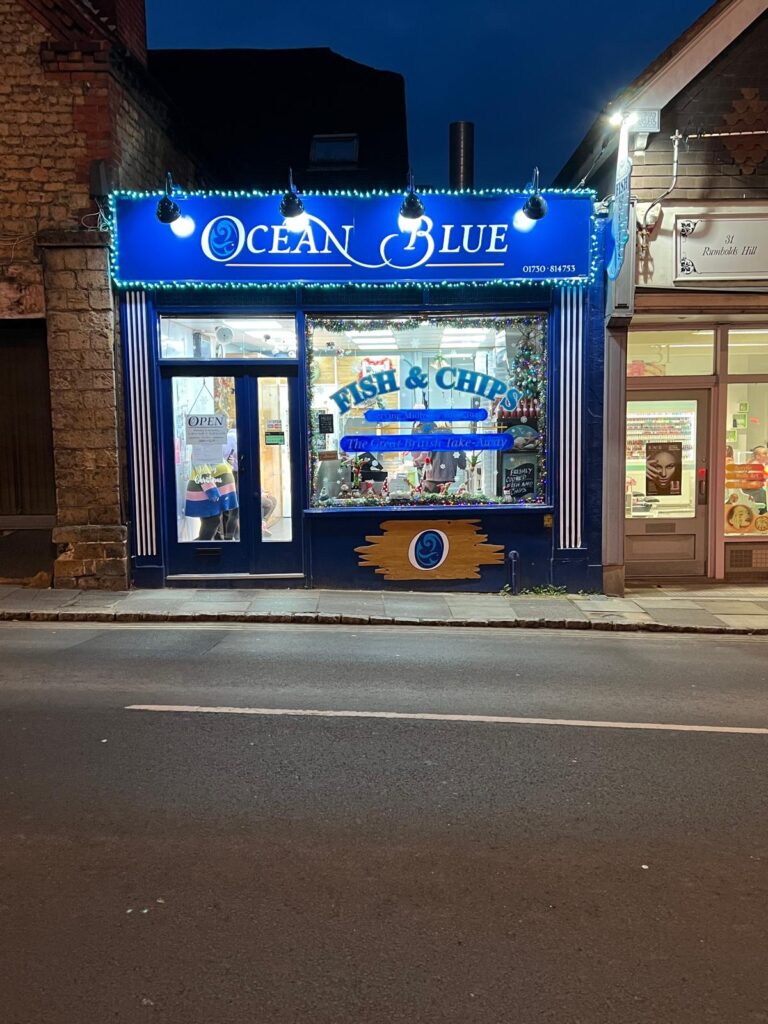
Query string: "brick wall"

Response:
xmin=0 ymin=0 xmax=201 ymax=588
xmin=632 ymin=13 xmax=768 ymax=202
xmin=0 ymin=4 xmax=79 ymax=315
xmin=91 ymin=0 xmax=147 ymax=64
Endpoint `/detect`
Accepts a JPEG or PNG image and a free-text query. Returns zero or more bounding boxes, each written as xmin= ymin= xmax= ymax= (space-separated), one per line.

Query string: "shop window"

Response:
xmin=160 ymin=317 xmax=298 ymax=360
xmin=625 ymin=399 xmax=697 ymax=520
xmin=726 ymin=329 xmax=768 ymax=375
xmin=627 ymin=330 xmax=714 ymax=377
xmin=307 ymin=315 xmax=548 ymax=508
xmin=724 ymin=382 xmax=768 ymax=537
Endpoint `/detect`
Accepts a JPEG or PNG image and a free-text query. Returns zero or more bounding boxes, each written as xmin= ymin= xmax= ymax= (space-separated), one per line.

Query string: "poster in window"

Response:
xmin=503 ymin=460 xmax=537 ymax=501
xmin=645 ymin=441 xmax=682 ymax=496
xmin=317 ymin=413 xmax=335 ymax=435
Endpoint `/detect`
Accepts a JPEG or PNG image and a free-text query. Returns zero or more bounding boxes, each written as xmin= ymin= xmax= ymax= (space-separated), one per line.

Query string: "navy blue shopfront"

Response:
xmin=113 ymin=189 xmax=605 ymax=591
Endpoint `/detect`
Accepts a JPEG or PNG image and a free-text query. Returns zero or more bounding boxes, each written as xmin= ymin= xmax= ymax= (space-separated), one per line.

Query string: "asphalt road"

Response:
xmin=1 ymin=622 xmax=767 ymax=1024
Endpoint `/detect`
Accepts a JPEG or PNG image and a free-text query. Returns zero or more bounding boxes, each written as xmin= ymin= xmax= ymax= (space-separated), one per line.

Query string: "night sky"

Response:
xmin=146 ymin=0 xmax=712 ymax=189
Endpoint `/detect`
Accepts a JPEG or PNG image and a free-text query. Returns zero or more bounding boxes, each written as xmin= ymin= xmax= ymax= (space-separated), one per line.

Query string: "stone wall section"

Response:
xmin=0 ymin=0 xmax=201 ymax=588
xmin=39 ymin=232 xmax=126 ymax=588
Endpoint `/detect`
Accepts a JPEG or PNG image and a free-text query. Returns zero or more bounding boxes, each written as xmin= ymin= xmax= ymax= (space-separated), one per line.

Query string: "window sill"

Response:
xmin=304 ymin=504 xmax=552 ymax=515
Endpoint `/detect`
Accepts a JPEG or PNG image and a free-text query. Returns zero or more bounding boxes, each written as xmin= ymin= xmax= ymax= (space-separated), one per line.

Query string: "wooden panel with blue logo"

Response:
xmin=355 ymin=519 xmax=504 ymax=581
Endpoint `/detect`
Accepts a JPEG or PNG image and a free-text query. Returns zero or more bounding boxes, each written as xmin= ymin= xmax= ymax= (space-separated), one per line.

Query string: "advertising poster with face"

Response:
xmin=646 ymin=441 xmax=682 ymax=496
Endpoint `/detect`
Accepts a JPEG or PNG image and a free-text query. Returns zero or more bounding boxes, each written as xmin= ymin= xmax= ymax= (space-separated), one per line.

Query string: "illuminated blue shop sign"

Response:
xmin=364 ymin=408 xmax=488 ymax=423
xmin=340 ymin=434 xmax=514 ymax=453
xmin=110 ymin=190 xmax=595 ymax=287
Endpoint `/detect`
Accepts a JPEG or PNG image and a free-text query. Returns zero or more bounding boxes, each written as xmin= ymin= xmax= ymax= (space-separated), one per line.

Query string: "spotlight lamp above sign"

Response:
xmin=155 ymin=173 xmax=195 ymax=238
xmin=280 ymin=169 xmax=310 ymax=234
xmin=398 ymin=170 xmax=426 ymax=233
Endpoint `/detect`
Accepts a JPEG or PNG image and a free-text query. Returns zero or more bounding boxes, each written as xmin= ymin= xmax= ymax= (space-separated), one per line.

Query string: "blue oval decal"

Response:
xmin=408 ymin=529 xmax=449 ymax=571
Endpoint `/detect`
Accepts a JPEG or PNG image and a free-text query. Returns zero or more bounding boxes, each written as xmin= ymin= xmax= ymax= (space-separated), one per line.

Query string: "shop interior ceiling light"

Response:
xmin=442 ymin=327 xmax=488 ymax=335
xmin=156 ymin=172 xmax=181 ymax=224
xmin=398 ymin=171 xmax=425 ymax=232
xmin=345 ymin=330 xmax=396 ymax=338
xmin=280 ymin=170 xmax=310 ymax=233
xmin=223 ymin=319 xmax=287 ymax=331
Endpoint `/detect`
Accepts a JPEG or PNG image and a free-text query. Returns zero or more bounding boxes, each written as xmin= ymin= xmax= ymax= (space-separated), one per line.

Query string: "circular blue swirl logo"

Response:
xmin=408 ymin=529 xmax=449 ymax=571
xmin=201 ymin=216 xmax=244 ymax=262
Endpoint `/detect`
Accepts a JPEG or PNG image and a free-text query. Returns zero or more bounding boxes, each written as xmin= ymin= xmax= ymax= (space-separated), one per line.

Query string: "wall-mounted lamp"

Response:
xmin=156 ymin=172 xmax=180 ymax=224
xmin=609 ymin=110 xmax=639 ymax=128
xmin=280 ymin=169 xmax=310 ymax=233
xmin=398 ymin=171 xmax=425 ymax=232
xmin=156 ymin=173 xmax=195 ymax=237
xmin=513 ymin=167 xmax=548 ymax=231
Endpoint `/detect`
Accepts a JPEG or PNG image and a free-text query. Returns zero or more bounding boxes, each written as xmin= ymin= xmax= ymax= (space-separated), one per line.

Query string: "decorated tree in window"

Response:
xmin=507 ymin=322 xmax=545 ymax=428
xmin=501 ymin=320 xmax=547 ymax=502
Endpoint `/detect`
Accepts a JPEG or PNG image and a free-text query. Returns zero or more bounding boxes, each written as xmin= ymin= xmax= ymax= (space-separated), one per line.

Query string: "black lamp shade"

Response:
xmin=399 ymin=191 xmax=425 ymax=220
xmin=522 ymin=193 xmax=548 ymax=221
xmin=156 ymin=194 xmax=181 ymax=224
xmin=280 ymin=190 xmax=304 ymax=219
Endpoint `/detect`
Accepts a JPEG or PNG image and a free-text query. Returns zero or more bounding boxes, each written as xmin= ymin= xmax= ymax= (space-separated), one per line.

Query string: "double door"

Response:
xmin=625 ymin=389 xmax=709 ymax=577
xmin=162 ymin=368 xmax=303 ymax=579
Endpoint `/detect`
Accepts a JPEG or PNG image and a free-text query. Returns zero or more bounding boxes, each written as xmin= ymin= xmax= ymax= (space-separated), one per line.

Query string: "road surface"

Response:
xmin=1 ymin=622 xmax=767 ymax=1023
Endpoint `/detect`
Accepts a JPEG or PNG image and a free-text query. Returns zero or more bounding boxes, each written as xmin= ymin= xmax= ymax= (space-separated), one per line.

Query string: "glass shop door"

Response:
xmin=625 ymin=390 xmax=710 ymax=577
xmin=161 ymin=369 xmax=303 ymax=580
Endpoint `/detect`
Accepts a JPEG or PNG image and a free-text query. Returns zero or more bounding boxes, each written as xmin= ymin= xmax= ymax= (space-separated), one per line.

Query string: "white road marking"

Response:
xmin=125 ymin=705 xmax=768 ymax=735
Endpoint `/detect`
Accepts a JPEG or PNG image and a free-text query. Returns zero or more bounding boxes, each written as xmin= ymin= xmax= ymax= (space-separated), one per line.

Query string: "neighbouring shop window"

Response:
xmin=307 ymin=315 xmax=547 ymax=507
xmin=160 ymin=317 xmax=298 ymax=360
xmin=726 ymin=329 xmax=768 ymax=375
xmin=627 ymin=329 xmax=714 ymax=377
xmin=171 ymin=375 xmax=240 ymax=543
xmin=724 ymin=382 xmax=768 ymax=537
xmin=625 ymin=399 xmax=697 ymax=519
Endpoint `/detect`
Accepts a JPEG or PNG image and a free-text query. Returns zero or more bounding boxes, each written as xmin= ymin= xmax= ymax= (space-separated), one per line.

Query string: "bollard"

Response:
xmin=507 ymin=550 xmax=520 ymax=595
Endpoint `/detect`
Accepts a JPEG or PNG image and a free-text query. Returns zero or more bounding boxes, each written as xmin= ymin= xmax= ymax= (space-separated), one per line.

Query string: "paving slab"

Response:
xmin=572 ymin=599 xmax=645 ymax=612
xmin=644 ymin=610 xmax=726 ymax=628
xmin=382 ymin=596 xmax=452 ymax=615
xmin=507 ymin=600 xmax=587 ymax=619
xmin=694 ymin=601 xmax=768 ymax=615
xmin=247 ymin=594 xmax=320 ymax=612
xmin=445 ymin=606 xmax=519 ymax=621
xmin=713 ymin=615 xmax=768 ymax=629
xmin=317 ymin=594 xmax=385 ymax=611
xmin=587 ymin=611 xmax=656 ymax=624
xmin=630 ymin=599 xmax=706 ymax=609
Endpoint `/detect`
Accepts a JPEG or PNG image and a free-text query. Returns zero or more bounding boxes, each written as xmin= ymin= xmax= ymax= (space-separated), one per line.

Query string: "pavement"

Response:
xmin=2 ymin=581 xmax=768 ymax=634
xmin=1 ymin=622 xmax=767 ymax=1024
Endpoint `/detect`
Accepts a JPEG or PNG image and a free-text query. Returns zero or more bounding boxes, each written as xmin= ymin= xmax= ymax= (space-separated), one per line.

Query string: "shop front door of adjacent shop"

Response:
xmin=161 ymin=369 xmax=303 ymax=580
xmin=625 ymin=390 xmax=710 ymax=577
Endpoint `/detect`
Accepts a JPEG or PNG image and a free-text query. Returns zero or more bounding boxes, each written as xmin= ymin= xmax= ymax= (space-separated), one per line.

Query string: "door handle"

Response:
xmin=697 ymin=467 xmax=707 ymax=505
